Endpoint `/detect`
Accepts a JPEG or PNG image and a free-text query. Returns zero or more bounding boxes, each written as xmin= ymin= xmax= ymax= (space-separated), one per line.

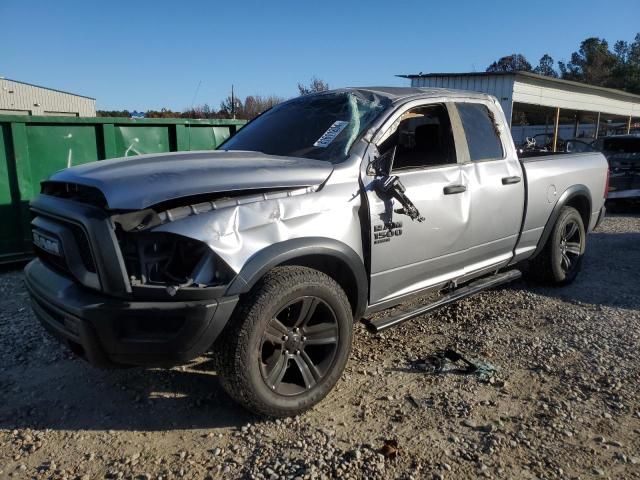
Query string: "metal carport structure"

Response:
xmin=399 ymin=71 xmax=640 ymax=151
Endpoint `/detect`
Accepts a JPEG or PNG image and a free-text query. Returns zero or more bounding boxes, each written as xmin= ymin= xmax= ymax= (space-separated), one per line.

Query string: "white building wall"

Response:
xmin=0 ymin=78 xmax=96 ymax=117
xmin=409 ymin=73 xmax=640 ymax=122
xmin=513 ymin=77 xmax=640 ymax=117
xmin=411 ymin=74 xmax=515 ymax=124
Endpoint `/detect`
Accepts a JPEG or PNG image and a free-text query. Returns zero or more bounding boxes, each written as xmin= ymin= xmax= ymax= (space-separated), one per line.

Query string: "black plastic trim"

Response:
xmin=32 ymin=216 xmax=101 ymax=290
xmin=509 ymin=160 xmax=529 ymax=266
xmin=365 ymin=269 xmax=522 ymax=332
xmin=594 ymin=205 xmax=606 ymax=230
xmin=25 ymin=259 xmax=238 ymax=367
xmin=30 ymin=194 xmax=131 ymax=295
xmin=226 ymin=237 xmax=368 ymax=320
xmin=530 ymin=184 xmax=592 ymax=259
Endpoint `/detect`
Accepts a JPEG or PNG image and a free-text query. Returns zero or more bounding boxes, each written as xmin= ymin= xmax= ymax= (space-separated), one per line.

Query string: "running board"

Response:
xmin=364 ymin=269 xmax=522 ymax=333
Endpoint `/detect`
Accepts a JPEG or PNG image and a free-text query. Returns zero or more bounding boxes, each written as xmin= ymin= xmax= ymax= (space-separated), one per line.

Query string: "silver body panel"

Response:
xmin=48 ymin=150 xmax=334 ymax=210
xmin=155 ymin=162 xmax=365 ymax=274
xmin=513 ymin=152 xmax=608 ymax=262
xmin=46 ymin=87 xmax=608 ymax=316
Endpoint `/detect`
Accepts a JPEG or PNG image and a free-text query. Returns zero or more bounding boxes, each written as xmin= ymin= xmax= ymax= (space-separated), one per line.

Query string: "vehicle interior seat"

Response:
xmin=394 ymin=123 xmax=445 ymax=169
xmin=415 ymin=124 xmax=445 ymax=165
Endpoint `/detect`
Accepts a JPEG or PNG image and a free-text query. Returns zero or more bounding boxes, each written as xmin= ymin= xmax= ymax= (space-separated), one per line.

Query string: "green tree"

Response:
xmin=96 ymin=109 xmax=130 ymax=117
xmin=558 ymin=37 xmax=617 ymax=86
xmin=297 ymin=77 xmax=330 ymax=95
xmin=533 ymin=54 xmax=558 ymax=77
xmin=243 ymin=95 xmax=285 ymax=119
xmin=219 ymin=94 xmax=244 ymax=118
xmin=609 ymin=34 xmax=640 ymax=94
xmin=486 ymin=54 xmax=532 ymax=73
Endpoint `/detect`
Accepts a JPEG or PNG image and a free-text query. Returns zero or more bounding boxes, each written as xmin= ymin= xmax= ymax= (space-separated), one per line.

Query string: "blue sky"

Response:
xmin=1 ymin=0 xmax=639 ymax=111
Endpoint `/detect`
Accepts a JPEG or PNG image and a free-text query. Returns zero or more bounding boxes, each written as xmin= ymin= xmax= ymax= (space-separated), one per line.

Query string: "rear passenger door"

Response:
xmin=455 ymin=101 xmax=525 ymax=273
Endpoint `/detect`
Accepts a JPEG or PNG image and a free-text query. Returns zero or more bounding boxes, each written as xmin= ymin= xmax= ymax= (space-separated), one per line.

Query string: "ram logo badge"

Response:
xmin=373 ymin=221 xmax=403 ymax=244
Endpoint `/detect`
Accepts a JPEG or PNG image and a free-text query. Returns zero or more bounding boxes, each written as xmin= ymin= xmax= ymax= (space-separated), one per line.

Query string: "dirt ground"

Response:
xmin=1 ymin=213 xmax=639 ymax=480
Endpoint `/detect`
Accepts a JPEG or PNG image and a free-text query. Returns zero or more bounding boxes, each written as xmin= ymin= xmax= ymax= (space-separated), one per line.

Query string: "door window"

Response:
xmin=456 ymin=103 xmax=504 ymax=161
xmin=378 ymin=104 xmax=457 ymax=171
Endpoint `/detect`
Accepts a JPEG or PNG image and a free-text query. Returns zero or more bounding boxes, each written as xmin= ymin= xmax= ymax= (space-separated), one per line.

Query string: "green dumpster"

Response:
xmin=0 ymin=115 xmax=245 ymax=263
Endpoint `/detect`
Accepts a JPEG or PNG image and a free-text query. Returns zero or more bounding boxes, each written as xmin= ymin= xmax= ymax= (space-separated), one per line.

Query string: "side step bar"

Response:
xmin=364 ymin=269 xmax=522 ymax=333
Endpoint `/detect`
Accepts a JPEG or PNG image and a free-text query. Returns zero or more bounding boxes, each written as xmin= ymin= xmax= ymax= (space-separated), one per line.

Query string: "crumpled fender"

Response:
xmin=153 ymin=183 xmax=364 ymax=276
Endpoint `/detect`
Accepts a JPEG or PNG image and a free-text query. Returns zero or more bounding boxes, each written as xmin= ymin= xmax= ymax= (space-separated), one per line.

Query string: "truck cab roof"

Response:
xmin=329 ymin=86 xmax=496 ymax=104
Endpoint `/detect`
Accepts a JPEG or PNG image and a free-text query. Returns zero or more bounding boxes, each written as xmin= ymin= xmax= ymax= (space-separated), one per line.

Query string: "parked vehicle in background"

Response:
xmin=593 ymin=135 xmax=640 ymax=205
xmin=24 ymin=87 xmax=608 ymax=417
xmin=517 ymin=136 xmax=595 ymax=156
xmin=530 ymin=133 xmax=567 ymax=152
xmin=565 ymin=139 xmax=597 ymax=154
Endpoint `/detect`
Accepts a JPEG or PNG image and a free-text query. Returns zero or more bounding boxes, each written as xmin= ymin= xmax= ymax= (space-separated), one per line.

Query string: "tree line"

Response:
xmin=487 ymin=33 xmax=640 ymax=94
xmin=97 ymin=77 xmax=329 ymax=120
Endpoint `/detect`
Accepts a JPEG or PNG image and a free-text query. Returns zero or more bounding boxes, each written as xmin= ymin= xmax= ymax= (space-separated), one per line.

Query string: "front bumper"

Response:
xmin=24 ymin=259 xmax=238 ymax=368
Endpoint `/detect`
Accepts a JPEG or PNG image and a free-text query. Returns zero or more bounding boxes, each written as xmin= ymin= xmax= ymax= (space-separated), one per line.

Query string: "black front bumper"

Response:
xmin=25 ymin=259 xmax=238 ymax=368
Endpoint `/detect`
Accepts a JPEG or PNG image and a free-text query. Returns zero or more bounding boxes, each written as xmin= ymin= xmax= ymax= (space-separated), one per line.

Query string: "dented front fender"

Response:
xmin=152 ymin=176 xmax=365 ymax=278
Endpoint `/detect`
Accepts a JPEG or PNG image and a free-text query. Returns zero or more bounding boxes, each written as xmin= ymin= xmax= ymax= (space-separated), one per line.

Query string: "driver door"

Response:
xmin=363 ymin=102 xmax=472 ymax=306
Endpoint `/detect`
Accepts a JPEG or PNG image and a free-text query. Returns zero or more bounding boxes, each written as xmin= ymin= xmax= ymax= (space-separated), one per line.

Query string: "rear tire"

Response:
xmin=529 ymin=206 xmax=586 ymax=285
xmin=217 ymin=266 xmax=353 ymax=417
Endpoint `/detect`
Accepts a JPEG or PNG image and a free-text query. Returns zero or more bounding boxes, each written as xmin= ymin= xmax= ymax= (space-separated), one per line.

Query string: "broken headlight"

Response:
xmin=117 ymin=231 xmax=232 ymax=293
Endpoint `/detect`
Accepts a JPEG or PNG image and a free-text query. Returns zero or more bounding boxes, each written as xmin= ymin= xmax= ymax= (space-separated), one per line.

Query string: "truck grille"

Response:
xmin=32 ymin=215 xmax=98 ymax=281
xmin=68 ymin=223 xmax=97 ymax=273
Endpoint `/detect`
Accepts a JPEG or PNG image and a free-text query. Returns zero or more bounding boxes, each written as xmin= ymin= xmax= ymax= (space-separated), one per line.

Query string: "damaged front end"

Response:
xmin=116 ymin=230 xmax=232 ymax=298
xmin=24 ymin=89 xmax=377 ymax=367
xmin=24 ymin=189 xmax=246 ymax=367
xmin=110 ymin=184 xmax=325 ymax=300
xmin=26 ymin=178 xmax=336 ymax=368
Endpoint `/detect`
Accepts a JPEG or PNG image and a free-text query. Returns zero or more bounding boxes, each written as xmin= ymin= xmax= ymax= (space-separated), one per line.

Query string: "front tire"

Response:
xmin=217 ymin=266 xmax=353 ymax=417
xmin=529 ymin=206 xmax=586 ymax=285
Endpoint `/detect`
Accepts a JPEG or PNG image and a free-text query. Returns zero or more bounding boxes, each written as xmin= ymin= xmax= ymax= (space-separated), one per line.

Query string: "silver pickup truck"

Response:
xmin=25 ymin=87 xmax=608 ymax=416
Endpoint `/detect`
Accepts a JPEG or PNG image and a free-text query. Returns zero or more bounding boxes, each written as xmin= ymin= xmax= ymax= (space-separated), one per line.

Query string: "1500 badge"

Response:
xmin=373 ymin=221 xmax=403 ymax=245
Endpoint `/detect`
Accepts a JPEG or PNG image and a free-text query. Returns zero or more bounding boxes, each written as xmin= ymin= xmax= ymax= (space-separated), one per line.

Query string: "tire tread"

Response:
xmin=216 ymin=266 xmax=352 ymax=417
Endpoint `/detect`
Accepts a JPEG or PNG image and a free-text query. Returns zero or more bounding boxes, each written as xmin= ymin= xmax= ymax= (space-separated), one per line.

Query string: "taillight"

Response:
xmin=604 ymin=168 xmax=610 ymax=198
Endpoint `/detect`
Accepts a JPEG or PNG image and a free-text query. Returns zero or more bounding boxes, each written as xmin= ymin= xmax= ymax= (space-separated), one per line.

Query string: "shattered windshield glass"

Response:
xmin=220 ymin=91 xmax=390 ymax=163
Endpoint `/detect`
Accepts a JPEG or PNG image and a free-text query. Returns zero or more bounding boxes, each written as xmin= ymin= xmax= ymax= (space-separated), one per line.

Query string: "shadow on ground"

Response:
xmin=0 ymin=350 xmax=259 ymax=432
xmin=529 ymin=227 xmax=640 ymax=311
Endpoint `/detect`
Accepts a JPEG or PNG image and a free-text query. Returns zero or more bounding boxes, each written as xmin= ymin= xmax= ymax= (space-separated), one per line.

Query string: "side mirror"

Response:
xmin=373 ymin=171 xmax=425 ymax=223
xmin=369 ymin=145 xmax=397 ymax=177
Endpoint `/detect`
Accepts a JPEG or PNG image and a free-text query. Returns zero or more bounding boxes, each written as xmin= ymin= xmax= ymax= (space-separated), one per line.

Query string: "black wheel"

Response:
xmin=217 ymin=266 xmax=353 ymax=417
xmin=529 ymin=206 xmax=586 ymax=285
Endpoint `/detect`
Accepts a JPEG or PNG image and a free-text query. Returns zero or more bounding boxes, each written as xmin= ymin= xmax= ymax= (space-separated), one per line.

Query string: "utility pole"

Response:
xmin=231 ymin=84 xmax=235 ymax=119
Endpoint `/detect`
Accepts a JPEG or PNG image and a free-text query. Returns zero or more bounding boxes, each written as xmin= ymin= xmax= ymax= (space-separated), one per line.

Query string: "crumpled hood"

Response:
xmin=47 ymin=150 xmax=334 ymax=210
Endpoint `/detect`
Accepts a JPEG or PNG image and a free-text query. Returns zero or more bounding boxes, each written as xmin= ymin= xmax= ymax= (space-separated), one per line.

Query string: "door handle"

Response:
xmin=502 ymin=176 xmax=522 ymax=185
xmin=443 ymin=184 xmax=466 ymax=195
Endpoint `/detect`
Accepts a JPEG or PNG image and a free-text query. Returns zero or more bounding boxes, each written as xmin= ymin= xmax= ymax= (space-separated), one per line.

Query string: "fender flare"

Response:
xmin=225 ymin=237 xmax=368 ymax=320
xmin=531 ymin=184 xmax=592 ymax=259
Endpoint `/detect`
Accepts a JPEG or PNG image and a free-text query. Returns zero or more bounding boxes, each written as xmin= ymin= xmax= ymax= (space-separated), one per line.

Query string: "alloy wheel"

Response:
xmin=559 ymin=219 xmax=583 ymax=274
xmin=259 ymin=296 xmax=339 ymax=396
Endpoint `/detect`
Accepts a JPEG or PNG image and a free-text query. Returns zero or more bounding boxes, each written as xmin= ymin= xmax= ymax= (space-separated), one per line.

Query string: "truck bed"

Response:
xmin=514 ymin=151 xmax=608 ymax=262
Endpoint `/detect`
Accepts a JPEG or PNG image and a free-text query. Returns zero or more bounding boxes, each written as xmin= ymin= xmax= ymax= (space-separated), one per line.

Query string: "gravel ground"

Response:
xmin=1 ymin=213 xmax=639 ymax=480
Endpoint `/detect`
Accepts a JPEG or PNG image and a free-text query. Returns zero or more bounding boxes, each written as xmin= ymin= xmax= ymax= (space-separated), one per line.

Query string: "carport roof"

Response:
xmin=397 ymin=71 xmax=640 ymax=104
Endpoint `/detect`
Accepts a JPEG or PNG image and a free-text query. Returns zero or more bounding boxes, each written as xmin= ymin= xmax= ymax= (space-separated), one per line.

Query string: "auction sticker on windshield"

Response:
xmin=313 ymin=121 xmax=349 ymax=148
